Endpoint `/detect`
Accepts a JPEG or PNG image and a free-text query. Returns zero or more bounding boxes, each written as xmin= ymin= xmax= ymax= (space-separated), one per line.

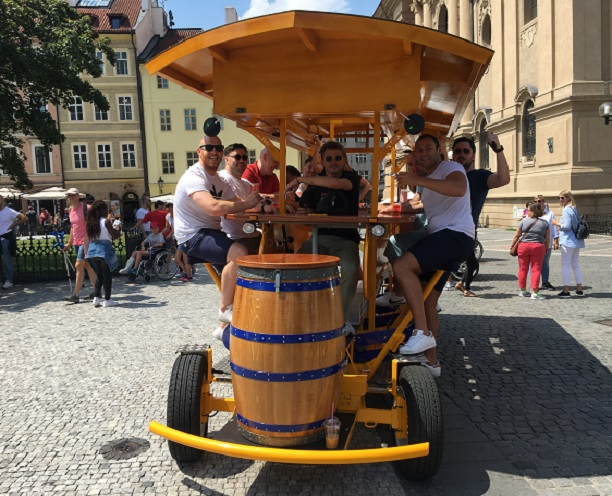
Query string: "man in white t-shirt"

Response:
xmin=135 ymin=197 xmax=151 ymax=235
xmin=0 ymin=195 xmax=26 ymax=289
xmin=392 ymin=134 xmax=475 ymax=376
xmin=218 ymin=143 xmax=262 ymax=255
xmin=174 ymin=136 xmax=262 ymax=339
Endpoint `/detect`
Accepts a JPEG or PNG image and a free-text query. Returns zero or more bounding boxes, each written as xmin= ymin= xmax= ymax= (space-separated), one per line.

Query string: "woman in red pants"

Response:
xmin=511 ymin=202 xmax=550 ymax=299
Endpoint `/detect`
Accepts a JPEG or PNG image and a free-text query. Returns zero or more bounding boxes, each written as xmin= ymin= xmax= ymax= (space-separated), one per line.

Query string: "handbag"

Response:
xmin=510 ymin=219 xmax=538 ymax=256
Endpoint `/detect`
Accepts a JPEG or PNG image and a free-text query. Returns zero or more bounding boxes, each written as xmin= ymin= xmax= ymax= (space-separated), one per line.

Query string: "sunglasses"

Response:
xmin=559 ymin=197 xmax=566 ymax=200
xmin=324 ymin=155 xmax=344 ymax=163
xmin=228 ymin=154 xmax=248 ymax=161
xmin=535 ymin=199 xmax=542 ymax=203
xmin=199 ymin=144 xmax=224 ymax=152
xmin=453 ymin=148 xmax=472 ymax=155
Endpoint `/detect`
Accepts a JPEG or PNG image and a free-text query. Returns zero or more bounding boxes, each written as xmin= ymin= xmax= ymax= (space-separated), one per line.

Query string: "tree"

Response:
xmin=0 ymin=0 xmax=115 ymax=189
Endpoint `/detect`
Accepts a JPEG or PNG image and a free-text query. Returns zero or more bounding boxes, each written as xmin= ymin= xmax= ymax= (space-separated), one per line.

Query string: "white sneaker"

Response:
xmin=2 ymin=281 xmax=13 ymax=289
xmin=376 ymin=291 xmax=406 ymax=307
xmin=102 ymin=299 xmax=119 ymax=307
xmin=421 ymin=360 xmax=442 ymax=378
xmin=93 ymin=297 xmax=102 ymax=307
xmin=530 ymin=292 xmax=546 ymax=300
xmin=219 ymin=304 xmax=233 ymax=323
xmin=212 ymin=325 xmax=226 ymax=341
xmin=399 ymin=330 xmax=437 ymax=355
xmin=119 ymin=258 xmax=135 ymax=274
xmin=342 ymin=322 xmax=355 ymax=335
xmin=518 ymin=290 xmax=529 ymax=297
xmin=443 ymin=281 xmax=453 ymax=291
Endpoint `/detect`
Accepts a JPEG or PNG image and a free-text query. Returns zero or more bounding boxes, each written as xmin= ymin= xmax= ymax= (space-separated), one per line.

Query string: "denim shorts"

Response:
xmin=75 ymin=244 xmax=85 ymax=261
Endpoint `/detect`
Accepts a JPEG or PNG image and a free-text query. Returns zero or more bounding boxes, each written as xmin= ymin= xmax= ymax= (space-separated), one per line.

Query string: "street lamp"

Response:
xmin=157 ymin=177 xmax=164 ymax=194
xmin=599 ymin=102 xmax=612 ymax=125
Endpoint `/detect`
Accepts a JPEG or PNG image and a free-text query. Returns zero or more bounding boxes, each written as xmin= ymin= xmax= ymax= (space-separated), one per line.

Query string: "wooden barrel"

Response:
xmin=230 ymin=254 xmax=346 ymax=447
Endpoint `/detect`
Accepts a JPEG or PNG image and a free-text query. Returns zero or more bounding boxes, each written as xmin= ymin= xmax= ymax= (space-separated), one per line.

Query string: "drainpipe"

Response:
xmin=131 ymin=32 xmax=149 ymax=196
xmin=57 ymin=106 xmax=65 ymax=189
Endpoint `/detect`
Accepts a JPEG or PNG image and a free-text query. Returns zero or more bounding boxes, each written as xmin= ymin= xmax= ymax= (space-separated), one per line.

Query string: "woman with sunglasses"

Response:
xmin=551 ymin=190 xmax=585 ymax=297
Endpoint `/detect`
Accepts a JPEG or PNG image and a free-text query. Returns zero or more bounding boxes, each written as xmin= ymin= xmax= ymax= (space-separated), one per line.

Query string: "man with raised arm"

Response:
xmin=174 ymin=136 xmax=262 ymax=339
xmin=452 ymin=133 xmax=510 ymax=297
xmin=392 ymin=134 xmax=474 ymax=377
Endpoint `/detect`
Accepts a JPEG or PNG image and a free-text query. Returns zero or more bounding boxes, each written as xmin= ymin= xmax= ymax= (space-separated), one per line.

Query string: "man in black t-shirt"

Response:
xmin=452 ymin=133 xmax=510 ymax=296
xmin=287 ymin=141 xmax=361 ymax=333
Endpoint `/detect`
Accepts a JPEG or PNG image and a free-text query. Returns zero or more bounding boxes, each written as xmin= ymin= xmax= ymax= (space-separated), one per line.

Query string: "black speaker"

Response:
xmin=203 ymin=117 xmax=221 ymax=137
xmin=404 ymin=114 xmax=425 ymax=135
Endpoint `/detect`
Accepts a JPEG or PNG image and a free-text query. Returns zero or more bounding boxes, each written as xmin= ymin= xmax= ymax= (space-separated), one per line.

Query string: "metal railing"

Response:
xmin=1 ymin=229 xmax=143 ymax=284
xmin=583 ymin=214 xmax=612 ymax=236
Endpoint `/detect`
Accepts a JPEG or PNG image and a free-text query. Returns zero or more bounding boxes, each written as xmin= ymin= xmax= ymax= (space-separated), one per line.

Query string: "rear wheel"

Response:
xmin=167 ymin=353 xmax=209 ymax=462
xmin=392 ymin=365 xmax=443 ymax=481
xmin=155 ymin=251 xmax=179 ymax=281
xmin=474 ymin=240 xmax=484 ymax=261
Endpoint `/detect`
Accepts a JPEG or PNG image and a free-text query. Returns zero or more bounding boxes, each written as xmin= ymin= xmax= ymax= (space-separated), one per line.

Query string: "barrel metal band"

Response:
xmin=235 ymin=412 xmax=326 ymax=433
xmin=236 ymin=278 xmax=340 ymax=292
xmin=230 ymin=325 xmax=344 ymax=344
xmin=237 ymin=266 xmax=339 ymax=281
xmin=230 ymin=358 xmax=347 ymax=382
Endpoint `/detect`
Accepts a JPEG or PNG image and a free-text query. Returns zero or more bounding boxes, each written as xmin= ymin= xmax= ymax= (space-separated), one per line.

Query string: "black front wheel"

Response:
xmin=392 ymin=365 xmax=443 ymax=481
xmin=451 ymin=260 xmax=479 ymax=281
xmin=167 ymin=353 xmax=209 ymax=463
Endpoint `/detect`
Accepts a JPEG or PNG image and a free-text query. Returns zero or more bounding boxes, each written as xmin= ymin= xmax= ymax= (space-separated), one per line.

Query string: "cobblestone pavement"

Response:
xmin=1 ymin=228 xmax=611 ymax=496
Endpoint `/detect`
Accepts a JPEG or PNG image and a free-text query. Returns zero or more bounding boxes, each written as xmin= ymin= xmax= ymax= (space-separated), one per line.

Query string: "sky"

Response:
xmin=165 ymin=0 xmax=382 ymax=31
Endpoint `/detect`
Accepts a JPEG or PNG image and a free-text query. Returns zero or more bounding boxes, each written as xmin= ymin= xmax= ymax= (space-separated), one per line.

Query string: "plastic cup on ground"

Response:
xmin=324 ymin=417 xmax=341 ymax=449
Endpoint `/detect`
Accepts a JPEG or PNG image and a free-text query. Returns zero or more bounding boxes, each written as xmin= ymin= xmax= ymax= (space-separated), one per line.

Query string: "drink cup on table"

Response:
xmin=400 ymin=188 xmax=409 ymax=203
xmin=324 ymin=417 xmax=341 ymax=449
xmin=391 ymin=203 xmax=402 ymax=216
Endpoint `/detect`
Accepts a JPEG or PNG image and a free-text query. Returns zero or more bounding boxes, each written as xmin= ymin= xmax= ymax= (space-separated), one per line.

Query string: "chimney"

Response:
xmin=225 ymin=7 xmax=238 ymax=24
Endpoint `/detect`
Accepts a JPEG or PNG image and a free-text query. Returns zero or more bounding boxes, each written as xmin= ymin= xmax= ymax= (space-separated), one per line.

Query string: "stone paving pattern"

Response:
xmin=1 ymin=228 xmax=611 ymax=495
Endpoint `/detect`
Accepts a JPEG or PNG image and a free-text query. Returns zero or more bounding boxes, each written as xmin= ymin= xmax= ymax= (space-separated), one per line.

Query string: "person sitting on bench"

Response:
xmin=173 ymin=136 xmax=263 ymax=339
xmin=392 ymin=134 xmax=475 ymax=377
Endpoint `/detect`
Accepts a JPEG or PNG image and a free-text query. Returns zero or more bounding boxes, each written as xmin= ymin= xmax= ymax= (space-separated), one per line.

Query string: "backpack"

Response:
xmin=572 ymin=210 xmax=589 ymax=240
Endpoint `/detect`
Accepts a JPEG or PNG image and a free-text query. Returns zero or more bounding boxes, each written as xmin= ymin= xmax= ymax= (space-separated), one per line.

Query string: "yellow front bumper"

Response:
xmin=150 ymin=421 xmax=429 ymax=464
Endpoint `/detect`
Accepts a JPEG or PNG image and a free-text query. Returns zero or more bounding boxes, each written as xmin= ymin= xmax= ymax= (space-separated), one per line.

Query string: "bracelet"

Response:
xmin=494 ymin=146 xmax=504 ymax=154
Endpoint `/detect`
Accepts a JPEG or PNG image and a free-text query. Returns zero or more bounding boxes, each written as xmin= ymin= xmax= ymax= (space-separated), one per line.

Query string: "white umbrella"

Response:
xmin=150 ymin=194 xmax=174 ymax=203
xmin=23 ymin=187 xmax=84 ymax=200
xmin=0 ymin=187 xmax=25 ymax=199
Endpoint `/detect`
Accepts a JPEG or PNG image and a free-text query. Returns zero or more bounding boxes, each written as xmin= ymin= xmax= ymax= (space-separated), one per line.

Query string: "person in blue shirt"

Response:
xmin=551 ymin=190 xmax=585 ymax=298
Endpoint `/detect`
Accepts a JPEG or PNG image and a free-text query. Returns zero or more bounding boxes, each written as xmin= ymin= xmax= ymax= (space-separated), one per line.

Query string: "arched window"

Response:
xmin=522 ymin=100 xmax=536 ymax=160
xmin=481 ymin=14 xmax=491 ymax=46
xmin=524 ymin=0 xmax=537 ymax=24
xmin=438 ymin=5 xmax=448 ymax=33
xmin=479 ymin=120 xmax=489 ymax=169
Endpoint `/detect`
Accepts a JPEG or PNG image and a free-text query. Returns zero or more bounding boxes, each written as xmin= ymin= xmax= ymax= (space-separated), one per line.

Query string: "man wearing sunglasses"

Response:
xmin=242 ymin=148 xmax=280 ymax=195
xmin=174 ymin=136 xmax=263 ymax=340
xmin=452 ymin=133 xmax=510 ymax=297
xmin=218 ymin=143 xmax=262 ymax=255
xmin=287 ymin=141 xmax=361 ymax=335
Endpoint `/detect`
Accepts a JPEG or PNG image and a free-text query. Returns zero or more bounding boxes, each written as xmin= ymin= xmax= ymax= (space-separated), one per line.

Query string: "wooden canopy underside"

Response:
xmin=146 ymin=11 xmax=493 ymax=152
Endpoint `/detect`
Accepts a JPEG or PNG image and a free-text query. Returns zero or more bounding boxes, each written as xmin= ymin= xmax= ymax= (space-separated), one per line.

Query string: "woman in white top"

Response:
xmin=85 ymin=201 xmax=122 ymax=307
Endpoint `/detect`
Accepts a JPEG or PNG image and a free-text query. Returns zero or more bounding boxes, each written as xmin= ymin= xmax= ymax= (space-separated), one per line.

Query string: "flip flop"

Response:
xmin=463 ymin=290 xmax=479 ymax=297
xmin=455 ymin=283 xmax=465 ymax=292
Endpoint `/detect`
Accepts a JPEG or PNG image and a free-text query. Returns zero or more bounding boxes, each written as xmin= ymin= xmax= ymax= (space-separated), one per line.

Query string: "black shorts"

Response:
xmin=409 ymin=229 xmax=474 ymax=292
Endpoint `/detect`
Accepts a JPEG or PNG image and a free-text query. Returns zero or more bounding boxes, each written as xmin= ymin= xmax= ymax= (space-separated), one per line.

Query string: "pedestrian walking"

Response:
xmin=63 ymin=188 xmax=97 ymax=303
xmin=84 ymin=201 xmax=121 ymax=307
xmin=0 ymin=195 xmax=27 ymax=289
xmin=552 ymin=190 xmax=585 ymax=298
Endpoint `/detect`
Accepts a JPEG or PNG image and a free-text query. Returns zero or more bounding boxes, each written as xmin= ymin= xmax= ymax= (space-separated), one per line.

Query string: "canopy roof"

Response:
xmin=146 ymin=11 xmax=493 ymax=152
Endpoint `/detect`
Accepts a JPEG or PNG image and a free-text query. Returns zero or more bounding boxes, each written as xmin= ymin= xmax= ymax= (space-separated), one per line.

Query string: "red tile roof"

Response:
xmin=76 ymin=0 xmax=142 ymax=33
xmin=155 ymin=29 xmax=202 ymax=55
